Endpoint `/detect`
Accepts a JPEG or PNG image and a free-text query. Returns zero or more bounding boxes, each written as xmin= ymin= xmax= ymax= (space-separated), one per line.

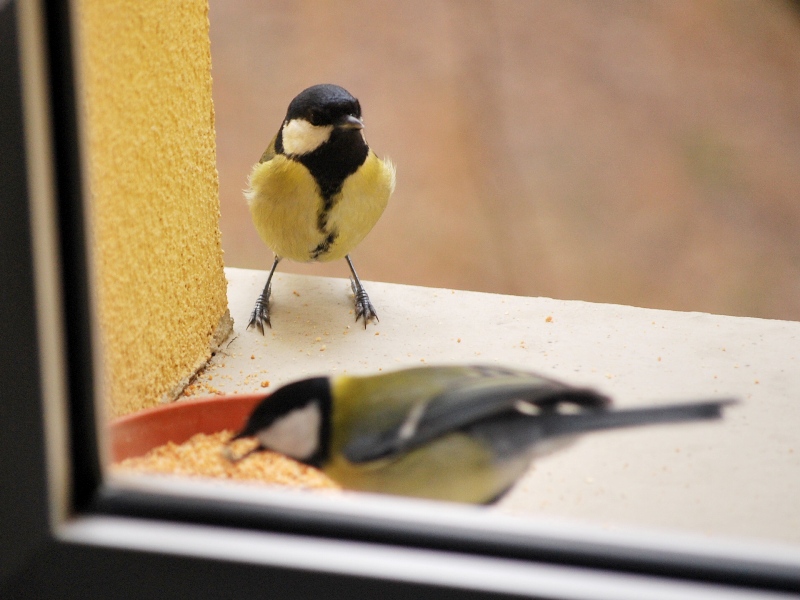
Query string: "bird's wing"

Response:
xmin=342 ymin=372 xmax=608 ymax=463
xmin=258 ymin=134 xmax=279 ymax=164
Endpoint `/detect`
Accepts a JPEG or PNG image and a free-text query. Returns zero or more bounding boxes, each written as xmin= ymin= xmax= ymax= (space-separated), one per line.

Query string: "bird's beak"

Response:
xmin=337 ymin=114 xmax=364 ymax=130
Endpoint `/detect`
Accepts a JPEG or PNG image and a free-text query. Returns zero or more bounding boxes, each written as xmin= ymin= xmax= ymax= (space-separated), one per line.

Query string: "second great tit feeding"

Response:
xmin=245 ymin=84 xmax=396 ymax=332
xmin=226 ymin=365 xmax=735 ymax=504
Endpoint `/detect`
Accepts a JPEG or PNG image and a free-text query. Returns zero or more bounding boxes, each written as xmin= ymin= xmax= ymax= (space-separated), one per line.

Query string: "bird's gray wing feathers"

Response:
xmin=342 ymin=376 xmax=608 ymax=463
xmin=343 ymin=366 xmax=735 ymax=463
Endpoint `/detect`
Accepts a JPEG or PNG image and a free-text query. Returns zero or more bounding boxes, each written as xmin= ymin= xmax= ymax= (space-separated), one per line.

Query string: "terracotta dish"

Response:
xmin=109 ymin=395 xmax=264 ymax=462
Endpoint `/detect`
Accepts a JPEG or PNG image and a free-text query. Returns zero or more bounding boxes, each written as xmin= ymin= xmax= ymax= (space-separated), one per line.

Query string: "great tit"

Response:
xmin=226 ymin=365 xmax=734 ymax=504
xmin=244 ymin=84 xmax=396 ymax=332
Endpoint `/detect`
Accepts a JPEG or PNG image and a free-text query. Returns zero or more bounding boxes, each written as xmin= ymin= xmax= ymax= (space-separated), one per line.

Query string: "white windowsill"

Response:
xmin=181 ymin=266 xmax=800 ymax=545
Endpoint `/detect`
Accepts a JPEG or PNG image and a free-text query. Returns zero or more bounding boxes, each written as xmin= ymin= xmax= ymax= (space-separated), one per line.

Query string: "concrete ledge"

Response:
xmin=182 ymin=267 xmax=800 ymax=544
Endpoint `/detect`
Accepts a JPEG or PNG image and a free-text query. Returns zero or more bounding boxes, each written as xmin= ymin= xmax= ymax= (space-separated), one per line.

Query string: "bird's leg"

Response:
xmin=248 ymin=255 xmax=281 ymax=333
xmin=345 ymin=254 xmax=378 ymax=328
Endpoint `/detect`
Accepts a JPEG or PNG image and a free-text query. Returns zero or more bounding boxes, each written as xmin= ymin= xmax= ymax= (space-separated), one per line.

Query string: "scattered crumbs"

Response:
xmin=605 ymin=373 xmax=614 ymax=379
xmin=375 ymin=331 xmax=380 ymax=336
xmin=342 ymin=330 xmax=349 ymax=335
xmin=474 ymin=351 xmax=482 ymax=356
xmin=545 ymin=316 xmax=553 ymax=323
xmin=315 ymin=336 xmax=322 ymax=342
xmin=657 ymin=356 xmax=662 ymax=362
xmin=250 ymin=355 xmax=255 ymax=360
xmin=293 ymin=290 xmax=300 ymax=296
xmin=457 ymin=338 xmax=461 ymax=343
xmin=260 ymin=380 xmax=270 ymax=388
xmin=721 ymin=347 xmax=726 ymax=352
xmin=420 ymin=358 xmax=426 ymax=363
xmin=319 ymin=345 xmax=326 ymax=352
xmin=754 ymin=379 xmax=759 ymax=384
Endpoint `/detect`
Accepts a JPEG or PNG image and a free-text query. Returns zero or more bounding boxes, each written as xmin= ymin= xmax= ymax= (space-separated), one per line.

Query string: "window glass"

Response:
xmin=81 ymin=0 xmax=800 ymax=564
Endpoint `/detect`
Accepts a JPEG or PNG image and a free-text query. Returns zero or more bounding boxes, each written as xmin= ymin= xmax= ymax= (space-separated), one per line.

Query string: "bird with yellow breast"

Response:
xmin=245 ymin=84 xmax=396 ymax=331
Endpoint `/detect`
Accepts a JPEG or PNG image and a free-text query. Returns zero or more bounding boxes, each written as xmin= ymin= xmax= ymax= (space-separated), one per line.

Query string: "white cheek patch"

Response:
xmin=281 ymin=119 xmax=333 ymax=156
xmin=257 ymin=401 xmax=321 ymax=460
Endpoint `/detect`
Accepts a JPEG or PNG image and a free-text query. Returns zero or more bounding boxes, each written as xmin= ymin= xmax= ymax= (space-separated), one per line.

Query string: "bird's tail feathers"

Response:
xmin=542 ymin=399 xmax=736 ymax=438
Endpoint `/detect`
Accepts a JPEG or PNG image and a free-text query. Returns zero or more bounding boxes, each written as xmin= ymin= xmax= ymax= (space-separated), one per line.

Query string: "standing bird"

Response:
xmin=226 ymin=365 xmax=735 ymax=504
xmin=245 ymin=84 xmax=396 ymax=331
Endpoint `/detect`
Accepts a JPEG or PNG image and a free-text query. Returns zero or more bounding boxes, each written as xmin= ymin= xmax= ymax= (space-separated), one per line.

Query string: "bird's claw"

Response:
xmin=350 ymin=278 xmax=378 ymax=328
xmin=247 ymin=285 xmax=272 ymax=334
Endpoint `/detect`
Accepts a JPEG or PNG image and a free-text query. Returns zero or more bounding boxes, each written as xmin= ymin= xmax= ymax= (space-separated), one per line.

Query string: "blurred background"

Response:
xmin=209 ymin=0 xmax=800 ymax=321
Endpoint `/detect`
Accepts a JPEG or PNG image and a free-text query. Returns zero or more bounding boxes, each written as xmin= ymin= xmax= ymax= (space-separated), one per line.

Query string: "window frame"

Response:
xmin=3 ymin=1 xmax=800 ymax=597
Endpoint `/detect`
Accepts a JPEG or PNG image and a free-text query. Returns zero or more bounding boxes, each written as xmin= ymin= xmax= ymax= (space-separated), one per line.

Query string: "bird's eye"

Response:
xmin=308 ymin=110 xmax=321 ymax=125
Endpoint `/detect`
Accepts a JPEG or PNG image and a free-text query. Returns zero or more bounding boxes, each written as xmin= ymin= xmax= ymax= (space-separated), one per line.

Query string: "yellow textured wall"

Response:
xmin=79 ymin=0 xmax=232 ymax=417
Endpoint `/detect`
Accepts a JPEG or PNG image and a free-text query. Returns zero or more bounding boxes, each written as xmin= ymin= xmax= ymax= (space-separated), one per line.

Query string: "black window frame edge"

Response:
xmin=2 ymin=1 xmax=800 ymax=597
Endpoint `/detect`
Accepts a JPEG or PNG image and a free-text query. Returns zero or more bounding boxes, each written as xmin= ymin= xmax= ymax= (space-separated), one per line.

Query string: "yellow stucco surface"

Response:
xmin=79 ymin=0 xmax=231 ymax=416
